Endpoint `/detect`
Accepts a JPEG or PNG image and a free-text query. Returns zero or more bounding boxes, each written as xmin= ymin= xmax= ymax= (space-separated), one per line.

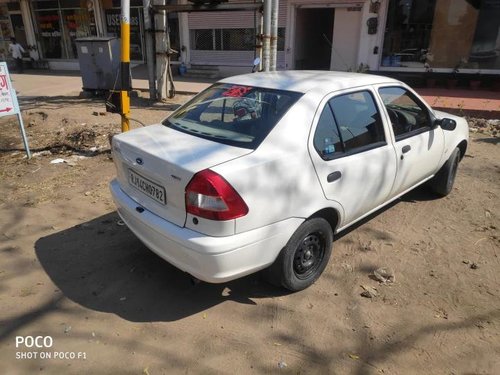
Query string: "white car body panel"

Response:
xmin=218 ymin=71 xmax=396 ymax=97
xmin=109 ymin=71 xmax=469 ymax=284
xmin=389 ymin=126 xmax=445 ymax=197
xmin=111 ymin=179 xmax=303 ymax=282
xmin=433 ymin=110 xmax=470 ymax=161
xmin=213 ymin=89 xmax=336 ymax=234
xmin=310 ymin=142 xmax=398 ymax=225
xmin=112 ymin=124 xmax=252 ymax=229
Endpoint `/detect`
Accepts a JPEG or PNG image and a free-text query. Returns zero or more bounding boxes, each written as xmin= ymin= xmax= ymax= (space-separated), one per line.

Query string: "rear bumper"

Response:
xmin=110 ymin=179 xmax=303 ymax=283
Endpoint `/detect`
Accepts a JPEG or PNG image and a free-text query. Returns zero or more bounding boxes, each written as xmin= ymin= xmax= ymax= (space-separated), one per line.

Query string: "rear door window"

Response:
xmin=313 ymin=90 xmax=386 ymax=160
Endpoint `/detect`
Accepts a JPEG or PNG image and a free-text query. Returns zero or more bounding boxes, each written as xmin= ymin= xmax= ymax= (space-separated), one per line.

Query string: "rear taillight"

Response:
xmin=185 ymin=169 xmax=249 ymax=221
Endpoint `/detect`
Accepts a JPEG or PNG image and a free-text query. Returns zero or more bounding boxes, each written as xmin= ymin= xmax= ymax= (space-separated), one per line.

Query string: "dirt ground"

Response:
xmin=0 ymin=94 xmax=499 ymax=375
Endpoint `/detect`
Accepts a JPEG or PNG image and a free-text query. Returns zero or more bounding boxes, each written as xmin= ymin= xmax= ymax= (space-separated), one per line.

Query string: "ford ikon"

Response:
xmin=110 ymin=71 xmax=468 ymax=291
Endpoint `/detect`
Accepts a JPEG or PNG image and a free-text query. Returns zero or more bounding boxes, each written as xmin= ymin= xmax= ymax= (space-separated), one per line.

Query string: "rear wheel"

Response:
xmin=430 ymin=147 xmax=460 ymax=197
xmin=265 ymin=217 xmax=333 ymax=291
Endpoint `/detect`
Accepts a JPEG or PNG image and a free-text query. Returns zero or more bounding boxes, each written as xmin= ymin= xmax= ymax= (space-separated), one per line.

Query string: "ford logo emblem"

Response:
xmin=136 ymin=158 xmax=143 ymax=165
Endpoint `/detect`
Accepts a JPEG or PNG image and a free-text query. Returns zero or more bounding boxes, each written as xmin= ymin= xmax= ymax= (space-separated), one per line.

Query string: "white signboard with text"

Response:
xmin=0 ymin=62 xmax=30 ymax=158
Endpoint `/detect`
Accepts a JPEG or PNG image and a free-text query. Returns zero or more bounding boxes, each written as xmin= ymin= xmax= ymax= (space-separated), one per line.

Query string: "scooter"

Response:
xmin=252 ymin=57 xmax=261 ymax=73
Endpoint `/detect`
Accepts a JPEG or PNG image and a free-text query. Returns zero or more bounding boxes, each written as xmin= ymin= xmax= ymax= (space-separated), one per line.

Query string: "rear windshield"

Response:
xmin=163 ymin=83 xmax=302 ymax=149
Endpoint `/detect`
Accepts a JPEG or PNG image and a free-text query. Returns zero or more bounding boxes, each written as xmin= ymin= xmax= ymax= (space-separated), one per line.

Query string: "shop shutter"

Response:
xmin=188 ymin=1 xmax=287 ymax=29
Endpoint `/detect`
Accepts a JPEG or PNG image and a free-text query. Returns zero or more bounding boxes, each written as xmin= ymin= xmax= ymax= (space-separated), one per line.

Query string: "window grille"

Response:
xmin=191 ymin=28 xmax=286 ymax=51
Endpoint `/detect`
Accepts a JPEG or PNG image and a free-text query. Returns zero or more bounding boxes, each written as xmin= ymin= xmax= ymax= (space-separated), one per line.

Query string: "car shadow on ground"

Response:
xmin=34 ymin=186 xmax=440 ymax=323
xmin=34 ymin=212 xmax=289 ymax=323
xmin=474 ymin=137 xmax=499 ymax=145
xmin=399 ymin=185 xmax=441 ymax=202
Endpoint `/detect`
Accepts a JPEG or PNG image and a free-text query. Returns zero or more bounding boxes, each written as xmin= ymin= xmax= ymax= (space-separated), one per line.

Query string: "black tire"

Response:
xmin=430 ymin=147 xmax=460 ymax=197
xmin=265 ymin=217 xmax=333 ymax=292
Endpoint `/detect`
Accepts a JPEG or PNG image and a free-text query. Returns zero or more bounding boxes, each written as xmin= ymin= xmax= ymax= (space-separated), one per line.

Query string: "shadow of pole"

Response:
xmin=0 ymin=295 xmax=65 ymax=343
xmin=352 ymin=309 xmax=500 ymax=375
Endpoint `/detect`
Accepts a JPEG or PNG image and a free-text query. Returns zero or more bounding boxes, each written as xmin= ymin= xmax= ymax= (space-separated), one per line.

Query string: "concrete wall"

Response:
xmin=48 ymin=61 xmax=81 ymax=71
xmin=357 ymin=0 xmax=388 ymax=72
xmin=331 ymin=7 xmax=361 ymax=70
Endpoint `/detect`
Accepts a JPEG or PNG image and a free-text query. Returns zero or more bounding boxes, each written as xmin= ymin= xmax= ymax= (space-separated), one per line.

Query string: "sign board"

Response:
xmin=0 ymin=62 xmax=31 ymax=158
xmin=0 ymin=63 xmax=20 ymax=116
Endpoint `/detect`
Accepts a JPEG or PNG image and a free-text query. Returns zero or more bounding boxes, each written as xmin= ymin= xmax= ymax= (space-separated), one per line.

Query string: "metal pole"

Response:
xmin=17 ymin=113 xmax=31 ymax=159
xmin=255 ymin=7 xmax=263 ymax=71
xmin=144 ymin=0 xmax=156 ymax=100
xmin=164 ymin=14 xmax=173 ymax=99
xmin=155 ymin=0 xmax=167 ymax=100
xmin=120 ymin=0 xmax=131 ymax=132
xmin=262 ymin=0 xmax=271 ymax=71
xmin=270 ymin=0 xmax=278 ymax=71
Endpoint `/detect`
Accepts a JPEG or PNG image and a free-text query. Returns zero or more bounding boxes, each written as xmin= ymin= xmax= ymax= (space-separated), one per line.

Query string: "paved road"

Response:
xmin=8 ymin=70 xmax=500 ymax=118
xmin=10 ymin=71 xmax=211 ymax=99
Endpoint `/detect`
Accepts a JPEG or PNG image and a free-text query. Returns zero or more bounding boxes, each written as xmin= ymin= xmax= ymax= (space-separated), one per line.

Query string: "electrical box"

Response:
xmin=105 ymin=91 xmax=122 ymax=113
xmin=75 ymin=37 xmax=121 ymax=91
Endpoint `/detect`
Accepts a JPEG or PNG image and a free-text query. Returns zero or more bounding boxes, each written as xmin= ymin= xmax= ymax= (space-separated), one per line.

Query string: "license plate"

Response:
xmin=128 ymin=169 xmax=167 ymax=205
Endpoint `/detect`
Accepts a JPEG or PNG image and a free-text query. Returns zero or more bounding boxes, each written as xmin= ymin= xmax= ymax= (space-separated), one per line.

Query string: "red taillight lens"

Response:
xmin=185 ymin=169 xmax=249 ymax=221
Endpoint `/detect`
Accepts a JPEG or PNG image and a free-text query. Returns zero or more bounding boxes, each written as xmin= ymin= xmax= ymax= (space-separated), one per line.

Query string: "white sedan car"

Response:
xmin=110 ymin=71 xmax=468 ymax=291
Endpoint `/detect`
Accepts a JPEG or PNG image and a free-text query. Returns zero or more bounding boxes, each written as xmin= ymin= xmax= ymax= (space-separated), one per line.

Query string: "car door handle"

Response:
xmin=402 ymin=145 xmax=411 ymax=154
xmin=327 ymin=171 xmax=342 ymax=183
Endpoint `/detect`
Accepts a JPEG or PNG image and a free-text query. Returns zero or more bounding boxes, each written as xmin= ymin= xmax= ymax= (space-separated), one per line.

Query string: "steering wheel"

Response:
xmin=387 ymin=108 xmax=407 ymax=136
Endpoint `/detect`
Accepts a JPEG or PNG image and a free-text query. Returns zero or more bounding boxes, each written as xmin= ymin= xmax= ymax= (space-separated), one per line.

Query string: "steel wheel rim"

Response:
xmin=293 ymin=231 xmax=326 ymax=280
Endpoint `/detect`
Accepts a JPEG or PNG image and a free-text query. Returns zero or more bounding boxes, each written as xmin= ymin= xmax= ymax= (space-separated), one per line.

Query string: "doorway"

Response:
xmin=9 ymin=14 xmax=27 ymax=47
xmin=294 ymin=8 xmax=334 ymax=70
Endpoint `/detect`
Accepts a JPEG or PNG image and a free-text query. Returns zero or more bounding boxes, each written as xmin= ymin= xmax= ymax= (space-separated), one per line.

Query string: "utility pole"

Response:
xmin=270 ymin=0 xmax=279 ymax=71
xmin=155 ymin=0 xmax=168 ymax=100
xmin=150 ymin=1 xmax=264 ymax=95
xmin=144 ymin=0 xmax=156 ymax=100
xmin=262 ymin=0 xmax=271 ymax=71
xmin=255 ymin=8 xmax=263 ymax=71
xmin=120 ymin=0 xmax=130 ymax=132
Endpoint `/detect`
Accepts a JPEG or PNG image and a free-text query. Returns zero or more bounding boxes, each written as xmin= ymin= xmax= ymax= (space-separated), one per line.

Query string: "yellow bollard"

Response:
xmin=120 ymin=1 xmax=131 ymax=132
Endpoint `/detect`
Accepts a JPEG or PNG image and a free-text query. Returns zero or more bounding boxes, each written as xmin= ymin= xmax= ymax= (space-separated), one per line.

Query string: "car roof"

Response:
xmin=218 ymin=71 xmax=401 ymax=94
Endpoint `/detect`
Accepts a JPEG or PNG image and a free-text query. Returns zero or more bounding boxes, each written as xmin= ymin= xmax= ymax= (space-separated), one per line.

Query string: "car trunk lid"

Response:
xmin=112 ymin=124 xmax=253 ymax=227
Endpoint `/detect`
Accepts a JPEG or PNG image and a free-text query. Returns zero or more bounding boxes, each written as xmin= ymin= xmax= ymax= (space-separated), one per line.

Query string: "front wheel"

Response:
xmin=430 ymin=147 xmax=461 ymax=197
xmin=265 ymin=217 xmax=333 ymax=291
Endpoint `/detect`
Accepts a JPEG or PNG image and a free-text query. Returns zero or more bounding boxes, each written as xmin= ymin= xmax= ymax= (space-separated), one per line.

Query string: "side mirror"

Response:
xmin=436 ymin=118 xmax=457 ymax=131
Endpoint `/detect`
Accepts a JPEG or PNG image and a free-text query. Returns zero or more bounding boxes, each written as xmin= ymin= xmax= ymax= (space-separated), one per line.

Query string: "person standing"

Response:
xmin=9 ymin=37 xmax=25 ymax=73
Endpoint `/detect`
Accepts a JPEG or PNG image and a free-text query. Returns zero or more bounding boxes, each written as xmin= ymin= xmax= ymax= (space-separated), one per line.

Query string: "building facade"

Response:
xmin=1 ymin=0 xmax=499 ymax=76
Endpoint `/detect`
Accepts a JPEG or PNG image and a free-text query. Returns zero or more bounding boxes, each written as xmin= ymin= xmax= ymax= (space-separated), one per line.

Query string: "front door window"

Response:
xmin=378 ymin=86 xmax=431 ymax=139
